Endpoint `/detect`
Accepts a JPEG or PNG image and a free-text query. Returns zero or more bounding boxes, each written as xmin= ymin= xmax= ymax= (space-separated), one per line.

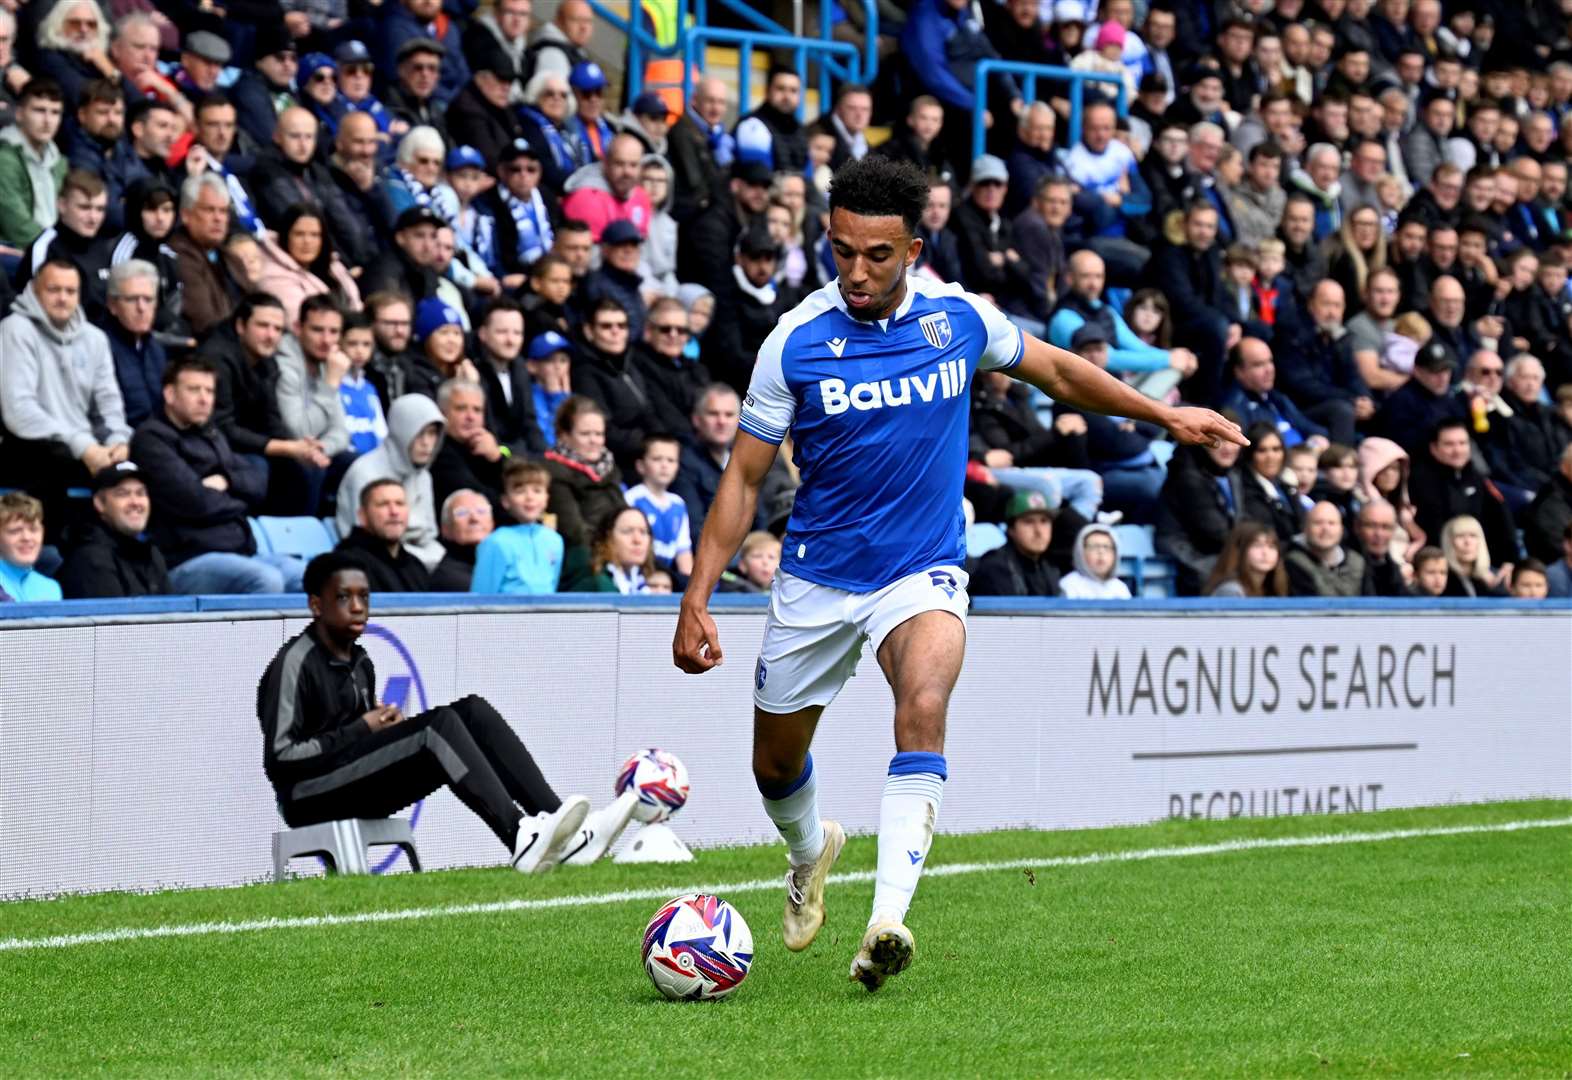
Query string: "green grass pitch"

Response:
xmin=2 ymin=800 xmax=1567 ymax=1078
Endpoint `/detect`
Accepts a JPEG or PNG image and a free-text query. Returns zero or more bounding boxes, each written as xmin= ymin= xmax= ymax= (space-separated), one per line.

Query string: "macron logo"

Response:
xmin=827 ymin=337 xmax=848 ymax=358
xmin=819 ymin=359 xmax=967 ymax=416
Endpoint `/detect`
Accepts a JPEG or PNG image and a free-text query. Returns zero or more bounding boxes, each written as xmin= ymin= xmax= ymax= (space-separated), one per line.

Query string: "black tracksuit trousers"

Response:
xmin=281 ymin=695 xmax=560 ymax=851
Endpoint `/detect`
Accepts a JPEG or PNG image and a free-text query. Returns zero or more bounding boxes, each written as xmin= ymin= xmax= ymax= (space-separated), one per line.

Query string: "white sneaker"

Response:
xmin=782 ymin=820 xmax=846 ymax=952
xmin=512 ymin=795 xmax=590 ymax=874
xmin=848 ymin=917 xmax=915 ymax=992
xmin=559 ymin=790 xmax=640 ymax=866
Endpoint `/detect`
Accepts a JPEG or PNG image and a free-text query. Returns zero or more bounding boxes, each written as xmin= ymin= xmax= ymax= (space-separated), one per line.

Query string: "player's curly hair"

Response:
xmin=827 ymin=155 xmax=931 ymax=236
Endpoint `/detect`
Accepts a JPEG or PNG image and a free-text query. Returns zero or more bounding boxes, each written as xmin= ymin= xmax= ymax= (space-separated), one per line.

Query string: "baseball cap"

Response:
xmin=397 ymin=37 xmax=447 ymax=62
xmin=394 ymin=205 xmax=445 ymax=232
xmin=1071 ymin=322 xmax=1112 ymax=350
xmin=733 ymin=160 xmax=774 ymax=187
xmin=1005 ymin=490 xmax=1055 ymax=523
xmin=473 ymin=43 xmax=516 ymax=81
xmin=183 ymin=31 xmax=232 ymax=66
xmin=631 ymin=92 xmax=669 ymax=119
xmin=602 ymin=219 xmax=644 ymax=246
xmin=254 ymin=23 xmax=296 ymax=60
xmin=446 ymin=145 xmax=487 ymax=173
xmin=971 ymin=154 xmax=1009 ymax=185
xmin=499 ymin=137 xmax=539 ymax=164
xmin=1415 ymin=339 xmax=1456 ymax=374
xmin=570 ymin=61 xmax=608 ymax=92
xmin=91 ymin=460 xmax=146 ymax=494
xmin=1182 ymin=62 xmax=1224 ymax=88
xmin=414 ymin=297 xmax=464 ymax=342
xmin=528 ymin=331 xmax=573 ymax=360
xmin=334 ymin=40 xmax=373 ymax=66
xmin=737 ymin=222 xmax=781 ymax=259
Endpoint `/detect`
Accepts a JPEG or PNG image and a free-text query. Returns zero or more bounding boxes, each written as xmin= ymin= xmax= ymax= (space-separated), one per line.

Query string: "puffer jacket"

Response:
xmin=0 ymin=283 xmax=130 ymax=457
xmin=335 ymin=394 xmax=447 ymax=572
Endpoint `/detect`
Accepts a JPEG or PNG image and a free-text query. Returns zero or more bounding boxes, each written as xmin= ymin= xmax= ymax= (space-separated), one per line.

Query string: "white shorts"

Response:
xmin=752 ymin=564 xmax=970 ymax=714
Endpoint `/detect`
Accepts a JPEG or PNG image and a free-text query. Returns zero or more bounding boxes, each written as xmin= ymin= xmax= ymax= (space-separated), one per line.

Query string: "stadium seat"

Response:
xmin=966 ymin=522 xmax=1007 ymax=558
xmin=1114 ymin=524 xmax=1176 ymax=597
xmin=272 ymin=818 xmax=422 ymax=881
xmin=250 ymin=517 xmax=338 ymax=560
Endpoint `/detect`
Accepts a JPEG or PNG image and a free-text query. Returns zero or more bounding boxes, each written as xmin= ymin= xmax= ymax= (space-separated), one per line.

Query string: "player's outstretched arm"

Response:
xmin=1011 ymin=334 xmax=1250 ymax=448
xmin=673 ymin=431 xmax=780 ymax=674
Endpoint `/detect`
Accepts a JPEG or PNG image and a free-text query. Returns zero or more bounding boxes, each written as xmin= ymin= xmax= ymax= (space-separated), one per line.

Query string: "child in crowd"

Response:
xmin=1222 ymin=244 xmax=1259 ymax=325
xmin=1511 ymin=559 xmax=1549 ymax=599
xmin=1310 ymin=443 xmax=1362 ymax=541
xmin=471 ymin=460 xmax=564 ymax=594
xmin=1381 ymin=311 xmax=1433 ymax=378
xmin=1374 ymin=174 xmax=1404 ymax=234
xmin=645 ymin=568 xmax=674 ymax=593
xmin=338 ymin=312 xmax=386 ymax=456
xmin=1410 ymin=546 xmax=1449 ymax=597
xmin=1060 ymin=523 xmax=1132 ymax=598
xmin=0 ymin=493 xmax=61 ymax=601
xmin=1284 ymin=444 xmax=1320 ymax=510
xmin=1252 ymin=238 xmax=1287 ymax=326
xmin=737 ymin=530 xmax=781 ymax=590
xmin=719 ymin=531 xmax=781 ymax=592
xmin=222 ymin=232 xmax=266 ymax=292
xmin=447 ymin=146 xmax=501 ymax=279
xmin=624 ymin=434 xmax=693 ymax=576
xmin=526 ymin=332 xmax=574 ymax=448
xmin=678 ymin=285 xmax=714 ymax=363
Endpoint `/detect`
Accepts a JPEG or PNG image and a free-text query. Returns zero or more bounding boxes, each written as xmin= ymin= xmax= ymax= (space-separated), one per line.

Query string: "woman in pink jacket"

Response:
xmin=255 ymin=205 xmax=363 ymax=330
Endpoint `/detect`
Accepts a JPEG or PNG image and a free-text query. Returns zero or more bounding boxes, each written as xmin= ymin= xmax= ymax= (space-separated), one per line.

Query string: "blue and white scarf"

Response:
xmin=570 ymin=114 xmax=615 ymax=165
xmin=394 ymin=166 xmax=461 ymax=223
xmin=209 ymin=161 xmax=262 ymax=236
xmin=519 ymin=106 xmax=577 ymax=173
xmin=503 ymin=186 xmax=554 ymax=266
xmin=689 ymin=106 xmax=734 ymax=168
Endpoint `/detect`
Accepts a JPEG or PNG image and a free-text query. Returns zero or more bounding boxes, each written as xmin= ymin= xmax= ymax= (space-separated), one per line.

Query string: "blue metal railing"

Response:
xmin=683 ymin=28 xmax=861 ymax=125
xmin=585 ymin=0 xmax=685 ymax=103
xmin=971 ymin=60 xmax=1127 ymax=162
xmin=694 ymin=0 xmax=877 ymax=117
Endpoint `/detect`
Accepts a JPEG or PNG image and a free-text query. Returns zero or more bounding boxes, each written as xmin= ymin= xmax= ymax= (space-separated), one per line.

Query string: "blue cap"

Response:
xmin=414 ymin=297 xmax=464 ymax=342
xmin=299 ymin=52 xmax=337 ymax=85
xmin=631 ymin=91 xmax=669 ymax=118
xmin=601 ymin=219 xmax=643 ymax=246
xmin=446 ymin=145 xmax=487 ymax=173
xmin=570 ymin=61 xmax=608 ymax=91
xmin=528 ymin=331 xmax=573 ymax=360
xmin=334 ymin=40 xmax=373 ymax=66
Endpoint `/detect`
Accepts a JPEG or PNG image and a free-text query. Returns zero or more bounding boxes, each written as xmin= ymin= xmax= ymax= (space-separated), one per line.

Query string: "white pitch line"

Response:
xmin=2 ymin=816 xmax=1566 ymax=954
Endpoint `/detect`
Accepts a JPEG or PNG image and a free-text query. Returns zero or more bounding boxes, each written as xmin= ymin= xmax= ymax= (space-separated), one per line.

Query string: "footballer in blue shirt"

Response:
xmin=672 ymin=156 xmax=1245 ymax=991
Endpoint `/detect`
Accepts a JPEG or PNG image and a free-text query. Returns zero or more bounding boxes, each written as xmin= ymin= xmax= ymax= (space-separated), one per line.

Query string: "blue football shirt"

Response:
xmin=739 ymin=275 xmax=1024 ymax=592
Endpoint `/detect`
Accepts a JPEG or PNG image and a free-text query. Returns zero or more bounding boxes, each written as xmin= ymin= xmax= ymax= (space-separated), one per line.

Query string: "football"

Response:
xmin=615 ymin=749 xmax=691 ymax=823
xmin=642 ymin=893 xmax=754 ymax=1001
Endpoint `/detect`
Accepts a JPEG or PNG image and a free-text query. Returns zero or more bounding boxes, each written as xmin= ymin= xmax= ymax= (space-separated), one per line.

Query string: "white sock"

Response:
xmin=759 ymin=753 xmax=825 ymax=865
xmin=870 ymin=752 xmax=946 ymax=927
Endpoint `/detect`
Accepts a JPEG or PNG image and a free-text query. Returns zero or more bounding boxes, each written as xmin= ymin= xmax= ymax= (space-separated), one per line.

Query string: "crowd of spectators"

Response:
xmin=0 ymin=0 xmax=1568 ymax=604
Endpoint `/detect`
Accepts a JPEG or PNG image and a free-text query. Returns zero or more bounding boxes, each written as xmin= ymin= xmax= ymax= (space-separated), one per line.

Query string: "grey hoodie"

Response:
xmin=638 ymin=152 xmax=679 ymax=297
xmin=336 ymin=393 xmax=447 ymax=571
xmin=1059 ymin=523 xmax=1132 ymax=599
xmin=274 ymin=332 xmax=351 ymax=456
xmin=0 ymin=283 xmax=128 ymax=457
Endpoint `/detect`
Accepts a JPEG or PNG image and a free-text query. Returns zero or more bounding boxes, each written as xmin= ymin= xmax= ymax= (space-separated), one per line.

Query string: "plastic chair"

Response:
xmin=966 ymin=522 xmax=1007 ymax=558
xmin=272 ymin=818 xmax=421 ymax=882
xmin=251 ymin=516 xmax=337 ymax=560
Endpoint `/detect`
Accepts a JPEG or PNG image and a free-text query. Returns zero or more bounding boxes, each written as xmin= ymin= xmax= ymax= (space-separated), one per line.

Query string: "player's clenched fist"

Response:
xmin=673 ymin=603 xmax=724 ymax=673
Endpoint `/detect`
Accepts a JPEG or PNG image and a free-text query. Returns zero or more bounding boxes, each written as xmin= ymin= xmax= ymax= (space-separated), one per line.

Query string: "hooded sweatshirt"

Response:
xmin=638 ymin=153 xmax=679 ymax=298
xmin=559 ymin=160 xmax=653 ymax=242
xmin=1060 ymin=523 xmax=1132 ymax=599
xmin=0 ymin=283 xmax=130 ymax=457
xmin=0 ymin=124 xmax=65 ymax=246
xmin=335 ymin=393 xmax=447 ymax=571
